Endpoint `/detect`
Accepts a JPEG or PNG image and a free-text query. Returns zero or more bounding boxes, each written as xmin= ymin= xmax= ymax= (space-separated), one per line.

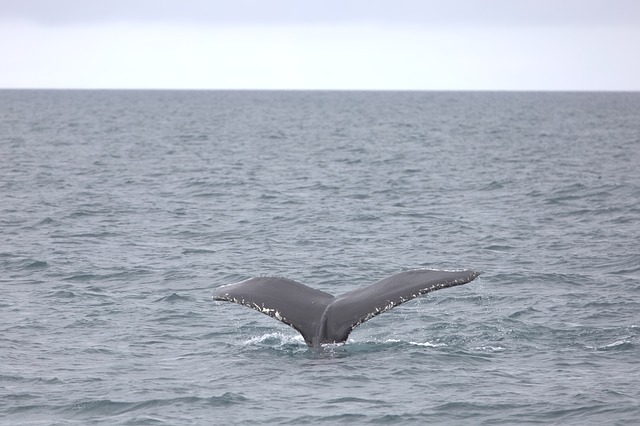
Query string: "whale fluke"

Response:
xmin=212 ymin=269 xmax=480 ymax=346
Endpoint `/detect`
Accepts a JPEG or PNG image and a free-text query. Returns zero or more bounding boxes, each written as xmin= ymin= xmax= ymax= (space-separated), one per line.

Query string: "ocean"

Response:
xmin=1 ymin=90 xmax=639 ymax=425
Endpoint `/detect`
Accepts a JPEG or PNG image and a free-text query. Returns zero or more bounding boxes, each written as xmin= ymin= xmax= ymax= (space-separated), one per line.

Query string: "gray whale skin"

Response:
xmin=212 ymin=268 xmax=480 ymax=347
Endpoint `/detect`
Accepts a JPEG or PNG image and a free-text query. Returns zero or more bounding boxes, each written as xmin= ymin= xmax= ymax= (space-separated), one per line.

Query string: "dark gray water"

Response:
xmin=1 ymin=90 xmax=639 ymax=425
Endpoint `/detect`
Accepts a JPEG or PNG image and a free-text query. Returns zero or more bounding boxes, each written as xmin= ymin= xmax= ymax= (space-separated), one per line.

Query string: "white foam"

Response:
xmin=242 ymin=332 xmax=305 ymax=347
xmin=601 ymin=339 xmax=630 ymax=349
xmin=407 ymin=340 xmax=447 ymax=347
xmin=475 ymin=345 xmax=506 ymax=352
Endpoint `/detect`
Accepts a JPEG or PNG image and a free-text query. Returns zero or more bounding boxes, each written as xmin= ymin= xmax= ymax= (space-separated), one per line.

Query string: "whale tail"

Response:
xmin=212 ymin=269 xmax=480 ymax=346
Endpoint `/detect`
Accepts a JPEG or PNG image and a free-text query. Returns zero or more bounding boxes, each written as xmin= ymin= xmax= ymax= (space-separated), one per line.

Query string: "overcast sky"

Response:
xmin=1 ymin=0 xmax=639 ymax=90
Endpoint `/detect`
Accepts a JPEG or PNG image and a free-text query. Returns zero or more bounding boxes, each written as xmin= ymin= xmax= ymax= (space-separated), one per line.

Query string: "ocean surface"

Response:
xmin=1 ymin=90 xmax=639 ymax=425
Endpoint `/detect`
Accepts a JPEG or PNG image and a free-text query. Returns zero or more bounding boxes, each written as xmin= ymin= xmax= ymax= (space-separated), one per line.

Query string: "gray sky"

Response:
xmin=2 ymin=0 xmax=639 ymax=90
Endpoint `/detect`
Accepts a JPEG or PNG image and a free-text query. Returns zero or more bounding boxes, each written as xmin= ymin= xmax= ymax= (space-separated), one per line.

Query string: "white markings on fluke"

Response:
xmin=219 ymin=295 xmax=287 ymax=324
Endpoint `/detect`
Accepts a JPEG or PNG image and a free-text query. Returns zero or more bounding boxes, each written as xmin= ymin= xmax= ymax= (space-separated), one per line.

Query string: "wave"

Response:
xmin=237 ymin=333 xmax=462 ymax=357
xmin=153 ymin=293 xmax=192 ymax=303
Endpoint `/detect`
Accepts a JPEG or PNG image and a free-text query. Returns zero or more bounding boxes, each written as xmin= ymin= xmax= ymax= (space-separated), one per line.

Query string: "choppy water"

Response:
xmin=1 ymin=90 xmax=639 ymax=425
